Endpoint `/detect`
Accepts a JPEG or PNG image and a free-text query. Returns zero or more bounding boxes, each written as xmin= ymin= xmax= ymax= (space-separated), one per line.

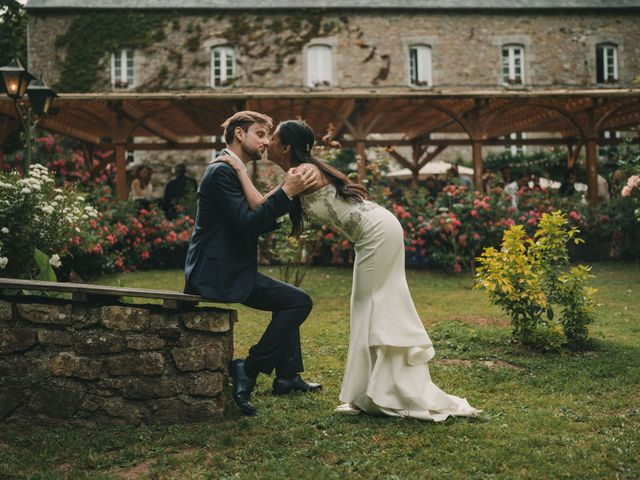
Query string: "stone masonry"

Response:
xmin=0 ymin=297 xmax=235 ymax=425
xmin=28 ymin=11 xmax=640 ymax=92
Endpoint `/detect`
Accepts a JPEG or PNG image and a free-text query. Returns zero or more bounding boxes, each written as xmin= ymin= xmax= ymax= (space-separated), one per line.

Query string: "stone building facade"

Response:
xmin=24 ymin=1 xmax=640 ymax=182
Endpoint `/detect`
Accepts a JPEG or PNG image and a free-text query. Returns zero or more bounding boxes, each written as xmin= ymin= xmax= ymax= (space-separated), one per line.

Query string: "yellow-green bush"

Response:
xmin=475 ymin=210 xmax=596 ymax=351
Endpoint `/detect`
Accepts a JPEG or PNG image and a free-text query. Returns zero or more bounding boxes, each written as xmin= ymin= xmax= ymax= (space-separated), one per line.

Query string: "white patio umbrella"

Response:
xmin=386 ymin=160 xmax=474 ymax=179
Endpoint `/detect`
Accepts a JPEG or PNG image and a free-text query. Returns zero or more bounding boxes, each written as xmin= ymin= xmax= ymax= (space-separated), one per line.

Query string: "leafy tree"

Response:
xmin=0 ymin=0 xmax=27 ymax=66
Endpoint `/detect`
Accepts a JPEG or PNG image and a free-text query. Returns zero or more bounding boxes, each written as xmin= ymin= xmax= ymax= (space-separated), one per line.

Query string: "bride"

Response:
xmin=217 ymin=119 xmax=481 ymax=421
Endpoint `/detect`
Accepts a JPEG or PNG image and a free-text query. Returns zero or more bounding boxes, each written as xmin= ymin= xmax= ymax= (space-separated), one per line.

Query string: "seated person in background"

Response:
xmin=446 ymin=165 xmax=473 ymax=190
xmin=504 ymin=174 xmax=530 ymax=209
xmin=558 ymin=168 xmax=578 ymax=198
xmin=129 ymin=165 xmax=154 ymax=208
xmin=424 ymin=176 xmax=440 ymax=200
xmin=597 ymin=173 xmax=610 ymax=203
xmin=163 ymin=163 xmax=198 ymax=219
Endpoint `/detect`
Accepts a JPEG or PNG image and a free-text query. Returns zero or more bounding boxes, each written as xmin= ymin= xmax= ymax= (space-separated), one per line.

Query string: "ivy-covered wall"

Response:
xmin=27 ymin=10 xmax=640 ymax=94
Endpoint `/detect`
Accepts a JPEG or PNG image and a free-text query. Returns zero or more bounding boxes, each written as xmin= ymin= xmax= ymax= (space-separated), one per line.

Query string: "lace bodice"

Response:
xmin=300 ymin=184 xmax=384 ymax=242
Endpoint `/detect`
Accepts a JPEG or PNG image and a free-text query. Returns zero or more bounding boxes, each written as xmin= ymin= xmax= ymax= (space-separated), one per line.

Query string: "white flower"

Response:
xmin=49 ymin=254 xmax=61 ymax=268
xmin=1 ymin=227 xmax=8 ymax=234
xmin=21 ymin=187 xmax=31 ymax=194
xmin=40 ymin=204 xmax=55 ymax=214
xmin=0 ymin=257 xmax=7 ymax=269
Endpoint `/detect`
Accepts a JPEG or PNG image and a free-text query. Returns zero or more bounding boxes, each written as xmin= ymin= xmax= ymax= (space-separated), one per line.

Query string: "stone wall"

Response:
xmin=0 ymin=296 xmax=235 ymax=425
xmin=28 ymin=11 xmax=640 ymax=91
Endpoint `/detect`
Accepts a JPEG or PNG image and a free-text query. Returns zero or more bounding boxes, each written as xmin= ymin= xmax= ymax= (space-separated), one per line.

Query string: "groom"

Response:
xmin=184 ymin=111 xmax=321 ymax=416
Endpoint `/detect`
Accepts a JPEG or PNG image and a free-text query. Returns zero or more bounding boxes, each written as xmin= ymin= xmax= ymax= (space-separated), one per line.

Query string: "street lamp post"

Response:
xmin=0 ymin=58 xmax=57 ymax=170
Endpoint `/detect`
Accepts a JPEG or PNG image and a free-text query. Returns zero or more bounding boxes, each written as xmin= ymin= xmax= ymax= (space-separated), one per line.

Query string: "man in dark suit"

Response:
xmin=184 ymin=111 xmax=321 ymax=416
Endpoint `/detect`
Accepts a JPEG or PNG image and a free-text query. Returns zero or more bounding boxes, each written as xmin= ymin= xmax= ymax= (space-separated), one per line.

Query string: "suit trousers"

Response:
xmin=242 ymin=272 xmax=313 ymax=379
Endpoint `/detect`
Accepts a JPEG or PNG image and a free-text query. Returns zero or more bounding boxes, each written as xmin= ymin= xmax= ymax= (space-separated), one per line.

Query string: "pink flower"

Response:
xmin=470 ymin=209 xmax=479 ymax=218
xmin=569 ymin=210 xmax=581 ymax=221
xmin=622 ymin=186 xmax=632 ymax=197
xmin=628 ymin=175 xmax=640 ymax=188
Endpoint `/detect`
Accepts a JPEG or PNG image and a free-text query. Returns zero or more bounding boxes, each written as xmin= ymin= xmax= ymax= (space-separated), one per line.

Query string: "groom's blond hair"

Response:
xmin=221 ymin=111 xmax=274 ymax=145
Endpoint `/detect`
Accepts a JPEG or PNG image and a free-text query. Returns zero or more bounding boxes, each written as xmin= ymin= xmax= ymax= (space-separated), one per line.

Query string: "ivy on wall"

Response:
xmin=52 ymin=10 xmax=390 ymax=92
xmin=215 ymin=12 xmax=343 ymax=84
xmin=54 ymin=12 xmax=170 ymax=92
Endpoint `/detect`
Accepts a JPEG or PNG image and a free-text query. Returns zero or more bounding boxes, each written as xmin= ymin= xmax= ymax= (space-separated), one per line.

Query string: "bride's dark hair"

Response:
xmin=277 ymin=120 xmax=367 ymax=236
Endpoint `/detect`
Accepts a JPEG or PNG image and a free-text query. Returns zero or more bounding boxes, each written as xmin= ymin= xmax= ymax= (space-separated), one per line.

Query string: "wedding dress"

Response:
xmin=301 ymin=184 xmax=480 ymax=421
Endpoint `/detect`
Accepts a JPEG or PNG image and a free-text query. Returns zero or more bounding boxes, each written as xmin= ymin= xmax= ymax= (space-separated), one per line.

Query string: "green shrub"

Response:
xmin=474 ymin=210 xmax=596 ymax=351
xmin=0 ymin=164 xmax=98 ymax=279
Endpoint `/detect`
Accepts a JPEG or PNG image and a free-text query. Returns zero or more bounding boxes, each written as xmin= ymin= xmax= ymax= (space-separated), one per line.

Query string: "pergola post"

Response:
xmin=472 ymin=140 xmax=484 ymax=192
xmin=584 ymin=107 xmax=599 ymax=207
xmin=354 ymin=104 xmax=367 ymax=183
xmin=0 ymin=117 xmax=17 ymax=172
xmin=115 ymin=144 xmax=127 ymax=201
xmin=114 ymin=106 xmax=128 ymax=201
xmin=585 ymin=137 xmax=599 ymax=207
xmin=466 ymin=101 xmax=485 ymax=192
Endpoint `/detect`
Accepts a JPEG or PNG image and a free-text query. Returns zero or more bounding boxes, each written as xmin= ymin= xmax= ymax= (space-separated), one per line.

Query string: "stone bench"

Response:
xmin=0 ymin=278 xmax=236 ymax=425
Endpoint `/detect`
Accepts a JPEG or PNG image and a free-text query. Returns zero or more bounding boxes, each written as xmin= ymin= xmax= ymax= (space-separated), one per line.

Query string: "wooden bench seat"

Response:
xmin=0 ymin=278 xmax=204 ymax=310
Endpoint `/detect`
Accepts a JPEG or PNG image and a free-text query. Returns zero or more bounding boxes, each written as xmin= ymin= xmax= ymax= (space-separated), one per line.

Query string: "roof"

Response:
xmin=24 ymin=0 xmax=640 ymax=10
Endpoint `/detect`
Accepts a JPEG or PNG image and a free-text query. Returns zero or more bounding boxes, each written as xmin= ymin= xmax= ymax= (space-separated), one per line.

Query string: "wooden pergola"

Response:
xmin=2 ymin=88 xmax=640 ymax=206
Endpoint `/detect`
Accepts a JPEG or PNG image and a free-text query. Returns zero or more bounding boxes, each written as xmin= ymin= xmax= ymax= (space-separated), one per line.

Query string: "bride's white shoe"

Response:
xmin=334 ymin=403 xmax=361 ymax=415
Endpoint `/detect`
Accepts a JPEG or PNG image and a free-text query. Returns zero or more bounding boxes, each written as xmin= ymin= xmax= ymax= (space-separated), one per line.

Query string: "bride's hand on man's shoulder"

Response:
xmin=211 ymin=155 xmax=240 ymax=171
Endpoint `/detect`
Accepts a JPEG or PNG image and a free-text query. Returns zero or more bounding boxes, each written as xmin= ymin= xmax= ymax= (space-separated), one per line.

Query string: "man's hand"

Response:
xmin=282 ymin=165 xmax=318 ymax=198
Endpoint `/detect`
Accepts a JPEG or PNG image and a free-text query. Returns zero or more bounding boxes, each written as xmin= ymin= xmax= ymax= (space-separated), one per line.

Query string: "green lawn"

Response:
xmin=1 ymin=263 xmax=639 ymax=479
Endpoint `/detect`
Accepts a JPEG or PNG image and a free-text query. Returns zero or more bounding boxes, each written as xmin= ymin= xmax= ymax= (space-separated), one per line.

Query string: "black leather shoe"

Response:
xmin=229 ymin=359 xmax=257 ymax=415
xmin=272 ymin=375 xmax=322 ymax=395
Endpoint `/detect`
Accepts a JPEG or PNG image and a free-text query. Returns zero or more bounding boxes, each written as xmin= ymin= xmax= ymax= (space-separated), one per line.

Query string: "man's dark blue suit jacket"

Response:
xmin=184 ymin=161 xmax=292 ymax=302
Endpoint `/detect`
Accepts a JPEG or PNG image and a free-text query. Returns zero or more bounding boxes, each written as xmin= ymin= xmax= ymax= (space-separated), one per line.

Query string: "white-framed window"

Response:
xmin=211 ymin=46 xmax=235 ymax=87
xmin=409 ymin=44 xmax=432 ymax=87
xmin=111 ymin=49 xmax=135 ymax=89
xmin=307 ymin=44 xmax=333 ymax=87
xmin=502 ymin=44 xmax=525 ymax=85
xmin=596 ymin=43 xmax=618 ymax=83
xmin=508 ymin=132 xmax=526 ymax=156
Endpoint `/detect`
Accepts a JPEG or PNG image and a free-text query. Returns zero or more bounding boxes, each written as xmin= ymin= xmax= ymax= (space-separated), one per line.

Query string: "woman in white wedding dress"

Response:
xmin=218 ymin=120 xmax=480 ymax=421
